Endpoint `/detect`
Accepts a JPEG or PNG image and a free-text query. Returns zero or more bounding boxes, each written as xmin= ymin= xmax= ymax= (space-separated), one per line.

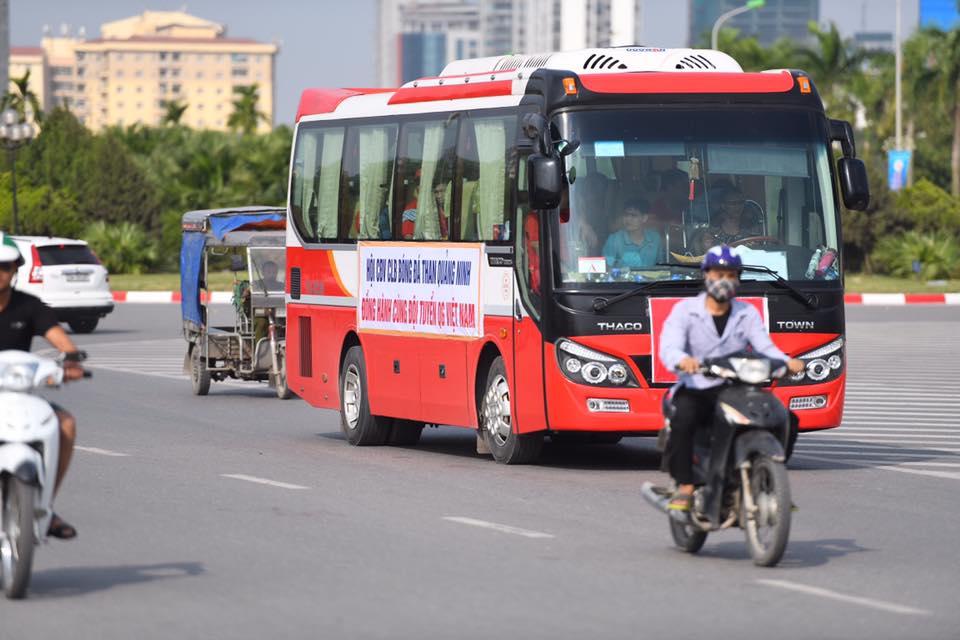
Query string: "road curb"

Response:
xmin=110 ymin=291 xmax=960 ymax=304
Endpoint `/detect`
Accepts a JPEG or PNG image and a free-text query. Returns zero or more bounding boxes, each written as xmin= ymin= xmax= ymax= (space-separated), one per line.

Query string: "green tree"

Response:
xmin=2 ymin=70 xmax=43 ymax=124
xmin=794 ymin=22 xmax=867 ymax=119
xmin=710 ymin=28 xmax=799 ymax=71
xmin=83 ymin=221 xmax=158 ymax=274
xmin=161 ymin=100 xmax=188 ymax=126
xmin=920 ymin=28 xmax=960 ymax=196
xmin=227 ymin=84 xmax=268 ymax=135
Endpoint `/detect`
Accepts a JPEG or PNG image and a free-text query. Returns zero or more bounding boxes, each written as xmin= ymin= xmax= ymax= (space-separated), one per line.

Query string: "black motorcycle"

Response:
xmin=642 ymin=353 xmax=793 ymax=567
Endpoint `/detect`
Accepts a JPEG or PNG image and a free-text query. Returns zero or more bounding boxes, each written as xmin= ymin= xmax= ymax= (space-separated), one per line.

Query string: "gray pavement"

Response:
xmin=5 ymin=303 xmax=959 ymax=639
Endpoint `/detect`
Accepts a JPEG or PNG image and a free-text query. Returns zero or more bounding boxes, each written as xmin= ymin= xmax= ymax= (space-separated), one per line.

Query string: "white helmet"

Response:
xmin=0 ymin=232 xmax=24 ymax=267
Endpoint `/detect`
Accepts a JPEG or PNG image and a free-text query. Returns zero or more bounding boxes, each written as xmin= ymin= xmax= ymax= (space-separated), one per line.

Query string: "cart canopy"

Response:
xmin=180 ymin=207 xmax=286 ymax=331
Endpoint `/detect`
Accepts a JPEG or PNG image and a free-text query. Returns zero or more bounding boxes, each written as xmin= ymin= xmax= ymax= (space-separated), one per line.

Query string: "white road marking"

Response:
xmin=221 ymin=474 xmax=309 ymax=490
xmin=793 ymin=455 xmax=960 ymax=480
xmin=796 ymin=449 xmax=958 ymax=459
xmin=442 ymin=516 xmax=555 ymax=539
xmin=757 ymin=579 xmax=931 ymax=616
xmin=75 ymin=445 xmax=130 ymax=457
xmin=799 ymin=443 xmax=960 ymax=453
xmin=832 ymin=427 xmax=960 ymax=433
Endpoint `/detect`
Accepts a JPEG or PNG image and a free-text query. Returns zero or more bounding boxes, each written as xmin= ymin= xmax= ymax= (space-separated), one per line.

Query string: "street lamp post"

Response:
xmin=0 ymin=108 xmax=36 ymax=235
xmin=711 ymin=0 xmax=767 ymax=51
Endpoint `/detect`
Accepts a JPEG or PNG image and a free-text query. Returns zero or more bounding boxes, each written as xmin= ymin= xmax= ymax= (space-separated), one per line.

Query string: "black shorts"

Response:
xmin=48 ymin=401 xmax=67 ymax=415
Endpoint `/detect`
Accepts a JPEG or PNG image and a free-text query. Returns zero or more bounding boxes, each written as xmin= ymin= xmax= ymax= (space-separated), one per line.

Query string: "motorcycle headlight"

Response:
xmin=728 ymin=358 xmax=771 ymax=385
xmin=0 ymin=362 xmax=39 ymax=392
xmin=556 ymin=340 xmax=638 ymax=388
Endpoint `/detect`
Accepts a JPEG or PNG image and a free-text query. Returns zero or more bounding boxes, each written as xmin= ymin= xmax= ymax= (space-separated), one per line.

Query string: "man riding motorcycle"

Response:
xmin=658 ymin=245 xmax=805 ymax=511
xmin=0 ymin=232 xmax=82 ymax=539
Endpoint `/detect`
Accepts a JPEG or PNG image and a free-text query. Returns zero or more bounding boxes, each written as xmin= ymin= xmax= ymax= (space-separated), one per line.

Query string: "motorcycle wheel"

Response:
xmin=743 ymin=456 xmax=791 ymax=567
xmin=1 ymin=478 xmax=37 ymax=599
xmin=669 ymin=516 xmax=708 ymax=553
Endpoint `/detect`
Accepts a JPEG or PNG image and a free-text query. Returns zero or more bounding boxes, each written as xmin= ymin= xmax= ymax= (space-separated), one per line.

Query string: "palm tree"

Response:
xmin=161 ymin=99 xmax=188 ymax=126
xmin=794 ymin=22 xmax=867 ymax=116
xmin=710 ymin=28 xmax=798 ymax=72
xmin=933 ymin=28 xmax=960 ymax=196
xmin=227 ymin=84 xmax=268 ymax=135
xmin=3 ymin=70 xmax=43 ymax=124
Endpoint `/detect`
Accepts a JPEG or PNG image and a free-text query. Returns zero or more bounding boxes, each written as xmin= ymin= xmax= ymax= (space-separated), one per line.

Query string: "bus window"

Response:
xmin=397 ymin=118 xmax=458 ymax=240
xmin=340 ymin=123 xmax=398 ymax=241
xmin=290 ymin=125 xmax=344 ymax=242
xmin=456 ymin=114 xmax=517 ymax=242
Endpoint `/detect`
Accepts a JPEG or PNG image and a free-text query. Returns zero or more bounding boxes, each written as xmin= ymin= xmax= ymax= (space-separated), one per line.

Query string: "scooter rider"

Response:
xmin=658 ymin=245 xmax=805 ymax=511
xmin=0 ymin=233 xmax=81 ymax=539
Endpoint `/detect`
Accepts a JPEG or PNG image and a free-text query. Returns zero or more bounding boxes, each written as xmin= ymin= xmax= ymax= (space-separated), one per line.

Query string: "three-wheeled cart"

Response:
xmin=179 ymin=207 xmax=292 ymax=399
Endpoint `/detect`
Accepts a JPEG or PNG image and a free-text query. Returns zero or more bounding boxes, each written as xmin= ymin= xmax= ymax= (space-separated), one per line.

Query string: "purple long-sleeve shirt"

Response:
xmin=658 ymin=292 xmax=788 ymax=390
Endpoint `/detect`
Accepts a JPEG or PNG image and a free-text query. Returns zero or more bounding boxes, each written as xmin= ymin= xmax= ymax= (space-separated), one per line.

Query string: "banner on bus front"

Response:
xmin=358 ymin=242 xmax=483 ymax=338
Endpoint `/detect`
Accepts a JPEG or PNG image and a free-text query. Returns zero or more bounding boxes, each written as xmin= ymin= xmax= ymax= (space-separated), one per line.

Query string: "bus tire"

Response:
xmin=340 ymin=346 xmax=391 ymax=446
xmin=479 ymin=356 xmax=542 ymax=464
xmin=389 ymin=420 xmax=424 ymax=446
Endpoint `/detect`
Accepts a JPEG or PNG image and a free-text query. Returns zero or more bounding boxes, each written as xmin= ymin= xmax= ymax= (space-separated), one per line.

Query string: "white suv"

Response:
xmin=11 ymin=236 xmax=114 ymax=333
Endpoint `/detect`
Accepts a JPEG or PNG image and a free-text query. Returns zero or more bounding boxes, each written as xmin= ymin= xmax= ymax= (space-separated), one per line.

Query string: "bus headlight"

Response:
xmin=806 ymin=359 xmax=830 ymax=381
xmin=782 ymin=337 xmax=844 ymax=386
xmin=556 ymin=339 xmax=638 ymax=388
xmin=608 ymin=364 xmax=629 ymax=385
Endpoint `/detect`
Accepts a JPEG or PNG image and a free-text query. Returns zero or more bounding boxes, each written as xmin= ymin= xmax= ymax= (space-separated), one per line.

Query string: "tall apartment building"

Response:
xmin=689 ymin=0 xmax=818 ymax=46
xmin=10 ymin=11 xmax=277 ymax=132
xmin=378 ymin=0 xmax=643 ymax=87
xmin=0 ymin=0 xmax=8 ymax=98
xmin=9 ymin=47 xmax=48 ymax=114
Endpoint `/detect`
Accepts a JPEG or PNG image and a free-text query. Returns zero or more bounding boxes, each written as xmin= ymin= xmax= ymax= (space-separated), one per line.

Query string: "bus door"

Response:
xmin=512 ymin=200 xmax=548 ymax=433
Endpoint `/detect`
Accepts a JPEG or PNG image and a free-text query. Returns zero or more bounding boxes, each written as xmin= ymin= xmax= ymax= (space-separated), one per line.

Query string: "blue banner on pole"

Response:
xmin=888 ymin=150 xmax=912 ymax=191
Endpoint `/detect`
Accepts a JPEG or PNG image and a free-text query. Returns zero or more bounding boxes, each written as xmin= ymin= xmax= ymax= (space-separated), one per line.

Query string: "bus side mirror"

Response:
xmin=838 ymin=157 xmax=870 ymax=211
xmin=528 ymin=154 xmax=562 ymax=210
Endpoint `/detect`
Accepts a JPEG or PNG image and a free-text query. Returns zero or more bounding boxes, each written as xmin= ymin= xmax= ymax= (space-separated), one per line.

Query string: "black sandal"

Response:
xmin=48 ymin=514 xmax=77 ymax=540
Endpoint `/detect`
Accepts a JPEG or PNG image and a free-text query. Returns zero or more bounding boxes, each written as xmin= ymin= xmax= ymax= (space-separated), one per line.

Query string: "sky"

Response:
xmin=12 ymin=1 xmax=906 ymax=125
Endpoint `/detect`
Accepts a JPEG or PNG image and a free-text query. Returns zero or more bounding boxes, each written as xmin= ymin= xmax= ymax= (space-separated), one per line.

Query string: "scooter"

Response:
xmin=642 ymin=353 xmax=793 ymax=567
xmin=0 ymin=350 xmax=86 ymax=598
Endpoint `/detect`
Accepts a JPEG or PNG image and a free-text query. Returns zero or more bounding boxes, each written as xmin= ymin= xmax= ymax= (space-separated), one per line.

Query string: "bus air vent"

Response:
xmin=299 ymin=316 xmax=313 ymax=377
xmin=583 ymin=53 xmax=627 ymax=70
xmin=290 ymin=267 xmax=301 ymax=300
xmin=494 ymin=55 xmax=525 ymax=71
xmin=674 ymin=54 xmax=717 ymax=70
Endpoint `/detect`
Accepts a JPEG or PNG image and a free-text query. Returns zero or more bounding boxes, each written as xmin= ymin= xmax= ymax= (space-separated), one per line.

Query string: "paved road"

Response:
xmin=5 ymin=304 xmax=958 ymax=639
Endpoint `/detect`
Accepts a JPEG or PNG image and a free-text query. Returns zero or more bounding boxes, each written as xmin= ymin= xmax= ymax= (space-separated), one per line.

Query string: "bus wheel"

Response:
xmin=340 ymin=346 xmax=391 ymax=445
xmin=480 ymin=356 xmax=542 ymax=464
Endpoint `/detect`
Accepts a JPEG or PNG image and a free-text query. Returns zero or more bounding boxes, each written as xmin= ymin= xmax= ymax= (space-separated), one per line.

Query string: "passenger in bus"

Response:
xmin=651 ymin=169 xmax=690 ymax=225
xmin=602 ymin=198 xmax=663 ymax=270
xmin=431 ymin=181 xmax=450 ymax=239
xmin=710 ymin=185 xmax=755 ymax=245
xmin=401 ymin=182 xmax=419 ymax=240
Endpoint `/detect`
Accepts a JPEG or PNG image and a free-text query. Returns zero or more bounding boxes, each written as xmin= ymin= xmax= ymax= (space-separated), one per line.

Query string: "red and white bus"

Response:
xmin=284 ymin=47 xmax=869 ymax=463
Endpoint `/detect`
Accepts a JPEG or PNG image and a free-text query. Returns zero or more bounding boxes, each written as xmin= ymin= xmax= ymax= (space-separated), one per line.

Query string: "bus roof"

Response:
xmin=295 ymin=47 xmax=815 ymax=122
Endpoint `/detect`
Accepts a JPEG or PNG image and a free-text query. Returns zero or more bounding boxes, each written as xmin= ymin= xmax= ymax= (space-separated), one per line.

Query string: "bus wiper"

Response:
xmin=655 ymin=262 xmax=817 ymax=309
xmin=592 ymin=279 xmax=698 ymax=312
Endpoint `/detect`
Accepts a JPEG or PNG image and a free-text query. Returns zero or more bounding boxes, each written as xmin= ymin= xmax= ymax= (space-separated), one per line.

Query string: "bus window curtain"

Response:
xmin=474 ymin=118 xmax=507 ymax=241
xmin=358 ymin=126 xmax=392 ymax=239
xmin=316 ymin=128 xmax=344 ymax=240
xmin=297 ymin=132 xmax=319 ymax=238
xmin=415 ymin=123 xmax=445 ymax=240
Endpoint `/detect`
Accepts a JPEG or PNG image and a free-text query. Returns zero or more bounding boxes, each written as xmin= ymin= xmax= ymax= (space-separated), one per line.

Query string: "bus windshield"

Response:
xmin=552 ymin=108 xmax=840 ymax=287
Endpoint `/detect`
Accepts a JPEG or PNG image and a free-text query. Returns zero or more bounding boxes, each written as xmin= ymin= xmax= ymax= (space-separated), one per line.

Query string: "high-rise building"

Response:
xmin=920 ymin=0 xmax=960 ymax=27
xmin=395 ymin=1 xmax=481 ymax=84
xmin=689 ymin=0 xmax=818 ymax=46
xmin=0 ymin=0 xmax=8 ymax=99
xmin=10 ymin=11 xmax=277 ymax=131
xmin=822 ymin=0 xmax=920 ymax=54
xmin=378 ymin=0 xmax=643 ymax=87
